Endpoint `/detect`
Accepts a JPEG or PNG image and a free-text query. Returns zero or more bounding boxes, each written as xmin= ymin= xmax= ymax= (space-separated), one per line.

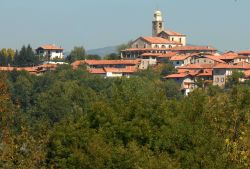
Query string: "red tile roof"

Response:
xmin=170 ymin=54 xmax=191 ymax=61
xmin=140 ymin=37 xmax=180 ymax=44
xmin=37 ymin=44 xmax=63 ymax=50
xmin=85 ymin=59 xmax=141 ymax=66
xmin=213 ymin=62 xmax=250 ymax=69
xmin=218 ymin=52 xmax=238 ymax=60
xmin=164 ymin=73 xmax=189 ymax=78
xmin=88 ymin=68 xmax=106 ymax=74
xmin=204 ymin=55 xmax=225 ymax=63
xmin=88 ymin=66 xmax=138 ymax=74
xmin=196 ymin=70 xmax=213 ymax=77
xmin=141 ymin=53 xmax=162 ymax=57
xmin=71 ymin=60 xmax=86 ymax=69
xmin=121 ymin=48 xmax=172 ymax=52
xmin=104 ymin=66 xmax=137 ymax=73
xmin=171 ymin=46 xmax=217 ymax=52
xmin=158 ymin=52 xmax=178 ymax=58
xmin=238 ymin=51 xmax=250 ymax=55
xmin=160 ymin=30 xmax=186 ymax=36
xmin=178 ymin=64 xmax=214 ymax=69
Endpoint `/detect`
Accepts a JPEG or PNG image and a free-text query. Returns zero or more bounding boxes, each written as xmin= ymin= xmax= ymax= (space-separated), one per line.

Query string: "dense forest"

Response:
xmin=0 ymin=65 xmax=249 ymax=169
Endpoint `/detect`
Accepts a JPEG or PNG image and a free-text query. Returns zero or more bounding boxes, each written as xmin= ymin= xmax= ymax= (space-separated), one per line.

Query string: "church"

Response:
xmin=121 ymin=10 xmax=216 ymax=59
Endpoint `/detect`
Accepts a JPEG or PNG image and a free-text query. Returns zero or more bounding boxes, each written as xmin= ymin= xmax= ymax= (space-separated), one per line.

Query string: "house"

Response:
xmin=71 ymin=59 xmax=141 ymax=77
xmin=170 ymin=54 xmax=193 ymax=68
xmin=233 ymin=55 xmax=249 ymax=64
xmin=131 ymin=37 xmax=181 ymax=49
xmin=164 ymin=73 xmax=195 ymax=95
xmin=158 ymin=30 xmax=186 ymax=46
xmin=170 ymin=46 xmax=217 ymax=54
xmin=163 ymin=68 xmax=213 ymax=95
xmin=36 ymin=44 xmax=64 ymax=60
xmin=238 ymin=51 xmax=250 ymax=57
xmin=213 ymin=62 xmax=250 ymax=87
xmin=217 ymin=51 xmax=239 ymax=63
xmin=0 ymin=64 xmax=58 ymax=75
xmin=192 ymin=54 xmax=225 ymax=65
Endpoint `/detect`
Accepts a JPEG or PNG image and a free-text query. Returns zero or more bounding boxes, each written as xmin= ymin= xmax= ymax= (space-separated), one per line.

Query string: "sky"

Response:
xmin=0 ymin=0 xmax=249 ymax=52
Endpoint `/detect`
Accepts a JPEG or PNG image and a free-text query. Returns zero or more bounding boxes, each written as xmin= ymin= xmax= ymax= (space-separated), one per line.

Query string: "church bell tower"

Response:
xmin=152 ymin=10 xmax=164 ymax=37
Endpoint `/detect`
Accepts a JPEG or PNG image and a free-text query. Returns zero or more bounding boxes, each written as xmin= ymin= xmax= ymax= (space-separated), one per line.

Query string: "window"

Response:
xmin=154 ymin=45 xmax=159 ymax=48
xmin=144 ymin=44 xmax=147 ymax=48
xmin=176 ymin=61 xmax=180 ymax=64
xmin=136 ymin=44 xmax=139 ymax=48
xmin=179 ymin=38 xmax=182 ymax=43
xmin=169 ymin=45 xmax=172 ymax=48
xmin=172 ymin=38 xmax=174 ymax=41
xmin=221 ymin=78 xmax=224 ymax=82
xmin=159 ymin=23 xmax=162 ymax=28
xmin=161 ymin=45 xmax=166 ymax=48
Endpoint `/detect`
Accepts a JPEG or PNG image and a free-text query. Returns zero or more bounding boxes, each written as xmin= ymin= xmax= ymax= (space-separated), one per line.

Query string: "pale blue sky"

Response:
xmin=0 ymin=0 xmax=249 ymax=52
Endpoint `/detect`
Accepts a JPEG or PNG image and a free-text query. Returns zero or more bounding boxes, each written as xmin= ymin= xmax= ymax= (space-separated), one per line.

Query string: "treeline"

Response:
xmin=0 ymin=65 xmax=249 ymax=168
xmin=0 ymin=45 xmax=39 ymax=67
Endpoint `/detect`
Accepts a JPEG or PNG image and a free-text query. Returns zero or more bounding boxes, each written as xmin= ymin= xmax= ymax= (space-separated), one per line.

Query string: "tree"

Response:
xmin=0 ymin=48 xmax=15 ymax=66
xmin=14 ymin=45 xmax=39 ymax=67
xmin=116 ymin=40 xmax=133 ymax=53
xmin=226 ymin=70 xmax=244 ymax=88
xmin=104 ymin=53 xmax=120 ymax=60
xmin=66 ymin=46 xmax=86 ymax=63
xmin=86 ymin=54 xmax=101 ymax=60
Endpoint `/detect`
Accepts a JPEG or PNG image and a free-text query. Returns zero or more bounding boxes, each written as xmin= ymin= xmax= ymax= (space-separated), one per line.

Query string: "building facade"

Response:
xmin=36 ymin=44 xmax=64 ymax=60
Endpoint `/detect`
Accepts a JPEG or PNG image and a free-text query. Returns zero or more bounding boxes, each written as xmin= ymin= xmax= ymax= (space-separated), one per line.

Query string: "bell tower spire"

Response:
xmin=152 ymin=10 xmax=164 ymax=37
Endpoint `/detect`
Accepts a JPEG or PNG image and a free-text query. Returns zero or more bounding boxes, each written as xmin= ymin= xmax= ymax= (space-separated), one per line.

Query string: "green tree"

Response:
xmin=14 ymin=45 xmax=39 ymax=67
xmin=117 ymin=40 xmax=133 ymax=53
xmin=104 ymin=53 xmax=120 ymax=60
xmin=86 ymin=54 xmax=101 ymax=60
xmin=66 ymin=46 xmax=86 ymax=63
xmin=226 ymin=70 xmax=244 ymax=88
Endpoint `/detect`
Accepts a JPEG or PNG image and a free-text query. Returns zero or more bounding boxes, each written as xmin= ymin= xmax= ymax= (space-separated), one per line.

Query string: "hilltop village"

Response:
xmin=1 ymin=10 xmax=250 ymax=95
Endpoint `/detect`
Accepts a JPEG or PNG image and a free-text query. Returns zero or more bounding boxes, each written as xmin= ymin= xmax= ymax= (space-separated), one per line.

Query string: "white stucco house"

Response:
xmin=36 ymin=44 xmax=64 ymax=60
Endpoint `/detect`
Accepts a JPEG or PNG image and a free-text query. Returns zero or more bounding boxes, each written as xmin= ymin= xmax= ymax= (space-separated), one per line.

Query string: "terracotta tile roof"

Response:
xmin=218 ymin=52 xmax=238 ymax=60
xmin=213 ymin=62 xmax=250 ymax=69
xmin=141 ymin=53 xmax=162 ymax=57
xmin=121 ymin=48 xmax=171 ymax=52
xmin=178 ymin=64 xmax=214 ymax=69
xmin=71 ymin=60 xmax=86 ymax=69
xmin=170 ymin=54 xmax=191 ymax=61
xmin=204 ymin=55 xmax=225 ymax=63
xmin=196 ymin=70 xmax=213 ymax=77
xmin=238 ymin=51 xmax=250 ymax=55
xmin=104 ymin=66 xmax=137 ymax=73
xmin=141 ymin=37 xmax=180 ymax=44
xmin=158 ymin=52 xmax=178 ymax=58
xmin=88 ymin=68 xmax=106 ymax=74
xmin=88 ymin=66 xmax=138 ymax=74
xmin=171 ymin=46 xmax=217 ymax=52
xmin=0 ymin=64 xmax=57 ymax=74
xmin=234 ymin=55 xmax=249 ymax=59
xmin=160 ymin=30 xmax=186 ymax=36
xmin=164 ymin=73 xmax=189 ymax=78
xmin=37 ymin=44 xmax=63 ymax=50
xmin=85 ymin=59 xmax=141 ymax=66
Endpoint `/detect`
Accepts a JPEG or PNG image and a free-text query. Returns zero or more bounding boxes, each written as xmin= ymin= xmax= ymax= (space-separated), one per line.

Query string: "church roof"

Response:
xmin=140 ymin=37 xmax=181 ymax=44
xmin=160 ymin=30 xmax=186 ymax=36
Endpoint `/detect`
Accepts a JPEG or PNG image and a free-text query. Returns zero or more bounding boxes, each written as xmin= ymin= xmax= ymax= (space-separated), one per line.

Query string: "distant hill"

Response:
xmin=87 ymin=46 xmax=118 ymax=57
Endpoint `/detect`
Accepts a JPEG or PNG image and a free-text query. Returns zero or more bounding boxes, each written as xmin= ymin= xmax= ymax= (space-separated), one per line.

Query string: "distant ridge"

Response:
xmin=87 ymin=46 xmax=118 ymax=57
